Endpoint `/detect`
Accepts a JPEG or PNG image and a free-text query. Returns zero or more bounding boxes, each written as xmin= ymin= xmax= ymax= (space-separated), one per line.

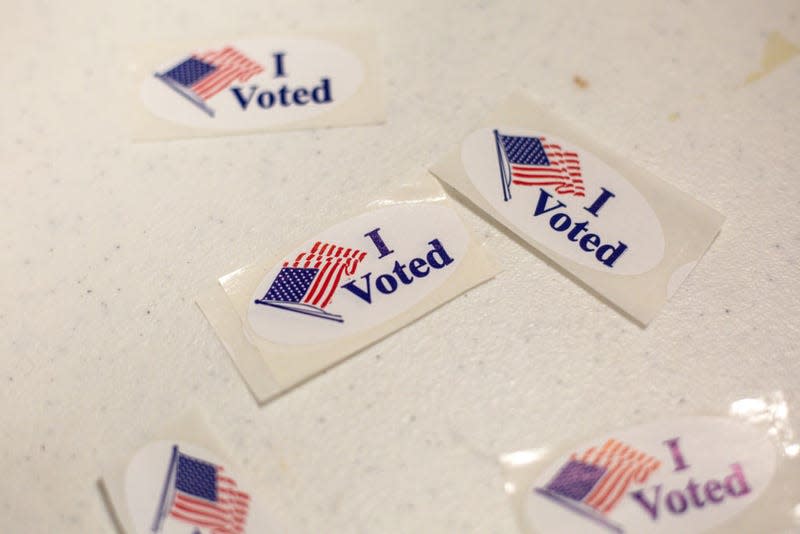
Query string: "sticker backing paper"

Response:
xmin=430 ymin=92 xmax=724 ymax=324
xmin=132 ymin=30 xmax=385 ymax=139
xmin=101 ymin=411 xmax=279 ymax=534
xmin=500 ymin=393 xmax=800 ymax=534
xmin=197 ymin=173 xmax=498 ymax=403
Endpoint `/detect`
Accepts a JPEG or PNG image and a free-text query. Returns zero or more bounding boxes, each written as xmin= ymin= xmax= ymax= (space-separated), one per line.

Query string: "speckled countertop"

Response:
xmin=2 ymin=1 xmax=799 ymax=532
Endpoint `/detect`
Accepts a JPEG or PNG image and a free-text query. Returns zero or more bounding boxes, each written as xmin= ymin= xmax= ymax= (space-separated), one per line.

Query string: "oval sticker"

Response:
xmin=141 ymin=37 xmax=364 ymax=129
xmin=124 ymin=440 xmax=274 ymax=534
xmin=524 ymin=417 xmax=776 ymax=533
xmin=461 ymin=127 xmax=664 ymax=275
xmin=246 ymin=203 xmax=469 ymax=345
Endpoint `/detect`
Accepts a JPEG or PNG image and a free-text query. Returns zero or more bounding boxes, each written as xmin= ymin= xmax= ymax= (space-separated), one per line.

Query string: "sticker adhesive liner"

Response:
xmin=430 ymin=92 xmax=724 ymax=324
xmin=501 ymin=392 xmax=800 ymax=534
xmin=132 ymin=29 xmax=385 ymax=139
xmin=197 ymin=173 xmax=498 ymax=403
xmin=101 ymin=411 xmax=280 ymax=534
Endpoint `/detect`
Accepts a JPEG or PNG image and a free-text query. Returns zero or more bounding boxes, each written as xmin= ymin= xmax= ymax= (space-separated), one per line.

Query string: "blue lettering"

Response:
xmin=579 ymin=233 xmax=601 ymax=252
xmin=375 ymin=274 xmax=398 ymax=294
xmin=340 ymin=239 xmax=453 ymax=304
xmin=312 ymin=78 xmax=332 ymax=103
xmin=230 ymin=78 xmax=333 ymax=110
xmin=549 ymin=213 xmax=571 ymax=232
xmin=596 ymin=241 xmax=628 ymax=267
xmin=426 ymin=239 xmax=454 ymax=269
xmin=364 ymin=228 xmax=394 ymax=258
xmin=293 ymin=87 xmax=310 ymax=105
xmin=584 ymin=187 xmax=616 ymax=217
xmin=409 ymin=258 xmax=429 ymax=278
xmin=533 ymin=189 xmax=566 ymax=217
xmin=630 ymin=464 xmax=752 ymax=522
xmin=631 ymin=484 xmax=661 ymax=520
xmin=257 ymin=90 xmax=276 ymax=109
xmin=273 ymin=51 xmax=287 ymax=77
xmin=341 ymin=273 xmax=372 ymax=303
xmin=532 ymin=188 xmax=628 ymax=268
xmin=230 ymin=86 xmax=258 ymax=109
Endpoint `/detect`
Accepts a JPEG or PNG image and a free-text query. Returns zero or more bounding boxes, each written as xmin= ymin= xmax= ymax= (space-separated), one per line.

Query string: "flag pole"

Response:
xmin=151 ymin=445 xmax=179 ymax=533
xmin=154 ymin=73 xmax=215 ymax=117
xmin=494 ymin=129 xmax=511 ymax=201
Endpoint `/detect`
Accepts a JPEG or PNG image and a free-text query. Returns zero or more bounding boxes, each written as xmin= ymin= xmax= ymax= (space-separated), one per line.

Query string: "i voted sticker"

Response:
xmin=461 ymin=127 xmax=664 ymax=275
xmin=101 ymin=412 xmax=280 ymax=534
xmin=430 ymin=93 xmax=724 ymax=324
xmin=197 ymin=174 xmax=498 ymax=403
xmin=125 ymin=441 xmax=261 ymax=534
xmin=134 ymin=31 xmax=384 ymax=139
xmin=523 ymin=417 xmax=776 ymax=534
xmin=245 ymin=203 xmax=469 ymax=345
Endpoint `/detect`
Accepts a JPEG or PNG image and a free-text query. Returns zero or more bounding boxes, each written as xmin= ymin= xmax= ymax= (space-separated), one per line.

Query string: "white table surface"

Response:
xmin=2 ymin=1 xmax=799 ymax=532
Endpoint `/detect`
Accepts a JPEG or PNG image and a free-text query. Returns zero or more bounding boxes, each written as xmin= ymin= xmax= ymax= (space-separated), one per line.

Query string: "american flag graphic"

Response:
xmin=155 ymin=46 xmax=264 ymax=116
xmin=152 ymin=447 xmax=250 ymax=534
xmin=535 ymin=439 xmax=660 ymax=533
xmin=494 ymin=130 xmax=586 ymax=200
xmin=254 ymin=242 xmax=367 ymax=322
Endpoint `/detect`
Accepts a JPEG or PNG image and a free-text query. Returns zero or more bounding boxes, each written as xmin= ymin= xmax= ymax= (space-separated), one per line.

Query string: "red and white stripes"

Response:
xmin=284 ymin=241 xmax=367 ymax=309
xmin=191 ymin=46 xmax=264 ymax=101
xmin=511 ymin=136 xmax=586 ymax=197
xmin=571 ymin=438 xmax=661 ymax=514
xmin=169 ymin=466 xmax=250 ymax=534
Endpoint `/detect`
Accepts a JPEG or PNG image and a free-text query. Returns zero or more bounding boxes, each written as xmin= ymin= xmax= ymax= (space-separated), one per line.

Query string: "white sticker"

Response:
xmin=245 ymin=203 xmax=469 ymax=345
xmin=132 ymin=31 xmax=384 ymax=139
xmin=431 ymin=93 xmax=724 ymax=324
xmin=101 ymin=412 xmax=279 ymax=534
xmin=461 ymin=127 xmax=664 ymax=275
xmin=519 ymin=417 xmax=777 ymax=534
xmin=197 ymin=174 xmax=498 ymax=403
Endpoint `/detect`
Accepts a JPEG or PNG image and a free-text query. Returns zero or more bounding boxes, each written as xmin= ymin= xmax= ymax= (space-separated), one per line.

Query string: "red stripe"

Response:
xmin=174 ymin=491 xmax=247 ymax=508
xmin=170 ymin=510 xmax=227 ymax=530
xmin=601 ymin=455 xmax=660 ymax=512
xmin=585 ymin=449 xmax=653 ymax=510
xmin=319 ymin=262 xmax=349 ymax=308
xmin=309 ymin=260 xmax=341 ymax=307
xmin=174 ymin=492 xmax=248 ymax=513
xmin=196 ymin=61 xmax=261 ymax=99
xmin=591 ymin=450 xmax=641 ymax=506
xmin=599 ymin=464 xmax=638 ymax=513
xmin=168 ymin=463 xmax=251 ymax=534
xmin=196 ymin=70 xmax=239 ymax=99
xmin=512 ymin=171 xmax=570 ymax=179
xmin=293 ymin=243 xmax=367 ymax=308
xmin=597 ymin=455 xmax=653 ymax=512
xmin=511 ymin=164 xmax=566 ymax=173
xmin=173 ymin=496 xmax=228 ymax=523
xmin=512 ymin=167 xmax=571 ymax=179
xmin=535 ymin=137 xmax=585 ymax=197
xmin=512 ymin=180 xmax=567 ymax=186
xmin=175 ymin=493 xmax=222 ymax=510
xmin=281 ymin=242 xmax=367 ymax=309
xmin=591 ymin=439 xmax=614 ymax=464
xmin=304 ymin=259 xmax=333 ymax=305
xmin=190 ymin=47 xmax=264 ymax=100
